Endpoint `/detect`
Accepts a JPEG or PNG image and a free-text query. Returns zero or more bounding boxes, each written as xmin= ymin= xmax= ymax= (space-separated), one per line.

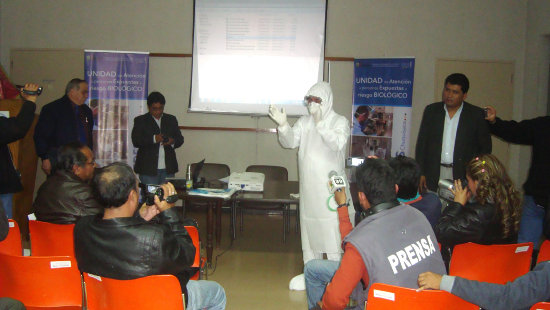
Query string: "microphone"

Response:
xmin=328 ymin=170 xmax=346 ymax=193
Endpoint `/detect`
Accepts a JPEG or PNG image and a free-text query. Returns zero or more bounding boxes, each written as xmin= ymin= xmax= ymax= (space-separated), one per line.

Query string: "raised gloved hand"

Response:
xmin=268 ymin=105 xmax=288 ymax=127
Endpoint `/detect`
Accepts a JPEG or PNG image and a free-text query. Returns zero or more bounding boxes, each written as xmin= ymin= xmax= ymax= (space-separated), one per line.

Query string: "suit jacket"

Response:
xmin=132 ymin=113 xmax=184 ymax=175
xmin=33 ymin=95 xmax=94 ymax=160
xmin=415 ymin=101 xmax=491 ymax=191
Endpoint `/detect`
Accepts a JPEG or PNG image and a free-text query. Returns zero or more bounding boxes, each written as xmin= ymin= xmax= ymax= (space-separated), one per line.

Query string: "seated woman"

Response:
xmin=436 ymin=154 xmax=521 ymax=261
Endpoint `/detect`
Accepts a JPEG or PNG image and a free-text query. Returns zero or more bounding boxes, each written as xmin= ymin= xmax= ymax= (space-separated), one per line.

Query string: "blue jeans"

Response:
xmin=139 ymin=169 xmax=174 ymax=185
xmin=186 ymin=280 xmax=226 ymax=310
xmin=305 ymin=259 xmax=340 ymax=309
xmin=518 ymin=195 xmax=545 ymax=249
xmin=0 ymin=193 xmax=13 ymax=219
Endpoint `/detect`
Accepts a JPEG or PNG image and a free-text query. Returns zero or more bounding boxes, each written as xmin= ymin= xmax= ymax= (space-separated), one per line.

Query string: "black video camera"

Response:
xmin=16 ymin=85 xmax=43 ymax=96
xmin=437 ymin=178 xmax=469 ymax=201
xmin=139 ymin=183 xmax=179 ymax=206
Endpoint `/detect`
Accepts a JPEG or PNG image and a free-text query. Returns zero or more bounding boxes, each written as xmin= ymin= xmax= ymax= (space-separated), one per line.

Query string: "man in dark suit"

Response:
xmin=131 ymin=91 xmax=184 ymax=185
xmin=34 ymin=78 xmax=93 ymax=176
xmin=415 ymin=73 xmax=491 ymax=192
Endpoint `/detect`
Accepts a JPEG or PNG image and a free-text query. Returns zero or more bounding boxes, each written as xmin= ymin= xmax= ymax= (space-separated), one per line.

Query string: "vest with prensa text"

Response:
xmin=344 ymin=204 xmax=446 ymax=300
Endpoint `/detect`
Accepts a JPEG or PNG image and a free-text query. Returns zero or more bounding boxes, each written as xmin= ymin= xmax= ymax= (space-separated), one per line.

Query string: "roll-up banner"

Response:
xmin=85 ymin=50 xmax=149 ymax=167
xmin=351 ymin=58 xmax=415 ymax=159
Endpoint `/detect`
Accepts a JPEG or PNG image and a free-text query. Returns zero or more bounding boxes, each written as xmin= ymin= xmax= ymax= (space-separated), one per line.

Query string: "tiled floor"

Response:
xmin=186 ymin=208 xmax=307 ymax=310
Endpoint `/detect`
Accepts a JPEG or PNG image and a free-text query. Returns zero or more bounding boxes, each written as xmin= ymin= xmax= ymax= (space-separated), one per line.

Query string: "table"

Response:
xmin=179 ymin=181 xmax=299 ymax=266
xmin=232 ymin=181 xmax=299 ymax=242
xmin=179 ymin=189 xmax=235 ymax=266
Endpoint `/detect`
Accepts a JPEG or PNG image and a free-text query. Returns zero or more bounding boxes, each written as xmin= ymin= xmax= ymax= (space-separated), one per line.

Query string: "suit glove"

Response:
xmin=268 ymin=105 xmax=288 ymax=127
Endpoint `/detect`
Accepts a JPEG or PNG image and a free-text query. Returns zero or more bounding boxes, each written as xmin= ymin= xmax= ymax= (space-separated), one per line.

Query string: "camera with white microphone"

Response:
xmin=328 ymin=171 xmax=346 ymax=193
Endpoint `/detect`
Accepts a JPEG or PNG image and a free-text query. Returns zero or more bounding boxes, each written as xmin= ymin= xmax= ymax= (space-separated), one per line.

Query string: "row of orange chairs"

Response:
xmin=0 ymin=220 xmax=204 ymax=309
xmin=0 ymin=252 xmax=185 ymax=309
xmin=366 ymin=241 xmax=550 ymax=309
xmin=0 ymin=220 xmax=203 ymax=279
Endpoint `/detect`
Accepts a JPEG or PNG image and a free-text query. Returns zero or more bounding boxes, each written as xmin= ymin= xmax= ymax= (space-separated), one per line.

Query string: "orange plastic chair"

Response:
xmin=0 ymin=253 xmax=82 ymax=309
xmin=366 ymin=282 xmax=479 ymax=310
xmin=531 ymin=302 xmax=550 ymax=310
xmin=450 ymin=242 xmax=533 ymax=284
xmin=83 ymin=272 xmax=184 ymax=310
xmin=537 ymin=240 xmax=550 ymax=264
xmin=28 ymin=220 xmax=75 ymax=256
xmin=185 ymin=225 xmax=205 ymax=280
xmin=0 ymin=219 xmax=22 ymax=255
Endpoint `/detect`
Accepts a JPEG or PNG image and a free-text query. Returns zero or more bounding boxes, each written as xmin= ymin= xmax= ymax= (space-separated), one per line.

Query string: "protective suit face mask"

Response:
xmin=307 ymin=102 xmax=321 ymax=116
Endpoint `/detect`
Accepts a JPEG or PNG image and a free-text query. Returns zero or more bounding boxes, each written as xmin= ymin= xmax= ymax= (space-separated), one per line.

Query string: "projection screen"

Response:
xmin=190 ymin=0 xmax=327 ymax=115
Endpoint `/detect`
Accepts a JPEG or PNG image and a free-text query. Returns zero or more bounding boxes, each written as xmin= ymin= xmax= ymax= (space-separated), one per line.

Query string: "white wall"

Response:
xmin=1 ymin=0 xmax=546 ymax=187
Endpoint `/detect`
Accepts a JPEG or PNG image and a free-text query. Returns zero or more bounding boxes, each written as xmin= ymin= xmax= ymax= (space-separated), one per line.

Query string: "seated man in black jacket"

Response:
xmin=74 ymin=162 xmax=225 ymax=310
xmin=33 ymin=142 xmax=102 ymax=224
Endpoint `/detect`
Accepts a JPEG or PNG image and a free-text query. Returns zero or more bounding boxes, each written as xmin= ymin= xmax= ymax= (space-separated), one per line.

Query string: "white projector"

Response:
xmin=228 ymin=172 xmax=265 ymax=192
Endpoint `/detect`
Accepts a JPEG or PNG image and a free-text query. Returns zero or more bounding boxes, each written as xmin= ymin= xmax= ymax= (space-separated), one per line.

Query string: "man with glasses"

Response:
xmin=33 ymin=141 xmax=101 ymax=224
xmin=34 ymin=78 xmax=93 ymax=176
xmin=269 ymin=81 xmax=354 ymax=290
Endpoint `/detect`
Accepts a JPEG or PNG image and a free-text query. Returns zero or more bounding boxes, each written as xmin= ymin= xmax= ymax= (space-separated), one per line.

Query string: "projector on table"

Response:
xmin=228 ymin=172 xmax=265 ymax=192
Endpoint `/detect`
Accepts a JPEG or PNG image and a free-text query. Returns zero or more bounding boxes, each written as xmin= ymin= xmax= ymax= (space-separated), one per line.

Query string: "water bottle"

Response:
xmin=186 ymin=164 xmax=193 ymax=190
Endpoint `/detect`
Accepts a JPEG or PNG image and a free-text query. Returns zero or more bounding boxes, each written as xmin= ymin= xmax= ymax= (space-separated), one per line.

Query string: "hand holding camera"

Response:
xmin=152 ymin=183 xmax=178 ymax=212
xmin=450 ymin=179 xmax=470 ymax=206
xmin=140 ymin=182 xmax=179 ymax=208
xmin=17 ymin=83 xmax=42 ymax=102
xmin=161 ymin=136 xmax=174 ymax=146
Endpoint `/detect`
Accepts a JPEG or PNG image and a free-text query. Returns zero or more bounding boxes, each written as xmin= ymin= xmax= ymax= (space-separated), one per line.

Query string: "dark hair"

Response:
xmin=92 ymin=162 xmax=137 ymax=208
xmin=355 ymin=158 xmax=396 ymax=206
xmin=147 ymin=91 xmax=166 ymax=107
xmin=56 ymin=142 xmax=88 ymax=172
xmin=65 ymin=78 xmax=87 ymax=95
xmin=388 ymin=156 xmax=421 ymax=199
xmin=444 ymin=73 xmax=469 ymax=93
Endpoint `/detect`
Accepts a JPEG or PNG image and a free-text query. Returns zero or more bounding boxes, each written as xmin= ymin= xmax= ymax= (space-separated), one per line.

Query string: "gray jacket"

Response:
xmin=441 ymin=261 xmax=550 ymax=310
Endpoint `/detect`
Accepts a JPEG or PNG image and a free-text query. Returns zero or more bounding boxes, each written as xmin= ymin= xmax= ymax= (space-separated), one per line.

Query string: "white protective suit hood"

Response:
xmin=306 ymin=82 xmax=333 ymax=120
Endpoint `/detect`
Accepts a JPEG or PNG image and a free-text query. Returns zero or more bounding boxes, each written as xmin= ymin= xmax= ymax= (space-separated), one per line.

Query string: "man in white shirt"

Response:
xmin=415 ymin=73 xmax=491 ymax=192
xmin=131 ymin=91 xmax=184 ymax=186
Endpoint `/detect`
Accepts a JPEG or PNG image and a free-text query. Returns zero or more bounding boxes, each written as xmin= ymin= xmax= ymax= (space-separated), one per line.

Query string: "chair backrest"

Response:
xmin=29 ymin=220 xmax=75 ymax=256
xmin=366 ymin=282 xmax=479 ymax=310
xmin=450 ymin=242 xmax=533 ymax=284
xmin=0 ymin=219 xmax=22 ymax=256
xmin=192 ymin=163 xmax=230 ymax=188
xmin=537 ymin=240 xmax=550 ymax=264
xmin=246 ymin=165 xmax=288 ymax=181
xmin=185 ymin=226 xmax=200 ymax=268
xmin=83 ymin=273 xmax=184 ymax=310
xmin=531 ymin=302 xmax=550 ymax=310
xmin=0 ymin=253 xmax=82 ymax=308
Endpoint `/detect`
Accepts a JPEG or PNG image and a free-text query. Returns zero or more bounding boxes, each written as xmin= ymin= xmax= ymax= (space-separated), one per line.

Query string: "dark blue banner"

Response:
xmin=353 ymin=58 xmax=415 ymax=107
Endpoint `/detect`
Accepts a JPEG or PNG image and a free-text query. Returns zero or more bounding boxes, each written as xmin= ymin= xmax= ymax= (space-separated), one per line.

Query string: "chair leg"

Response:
xmin=285 ymin=204 xmax=290 ymax=233
xmin=295 ymin=205 xmax=300 ymax=233
xmin=283 ymin=207 xmax=287 ymax=243
xmin=239 ymin=207 xmax=244 ymax=232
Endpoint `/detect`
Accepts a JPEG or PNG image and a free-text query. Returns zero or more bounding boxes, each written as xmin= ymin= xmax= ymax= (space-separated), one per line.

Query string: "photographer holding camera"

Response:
xmin=435 ymin=154 xmax=522 ymax=265
xmin=132 ymin=91 xmax=184 ymax=186
xmin=0 ymin=83 xmax=39 ymax=219
xmin=74 ymin=162 xmax=226 ymax=310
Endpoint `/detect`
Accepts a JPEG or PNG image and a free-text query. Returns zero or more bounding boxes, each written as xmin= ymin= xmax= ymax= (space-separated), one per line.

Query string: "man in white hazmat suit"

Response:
xmin=269 ymin=81 xmax=355 ymax=290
